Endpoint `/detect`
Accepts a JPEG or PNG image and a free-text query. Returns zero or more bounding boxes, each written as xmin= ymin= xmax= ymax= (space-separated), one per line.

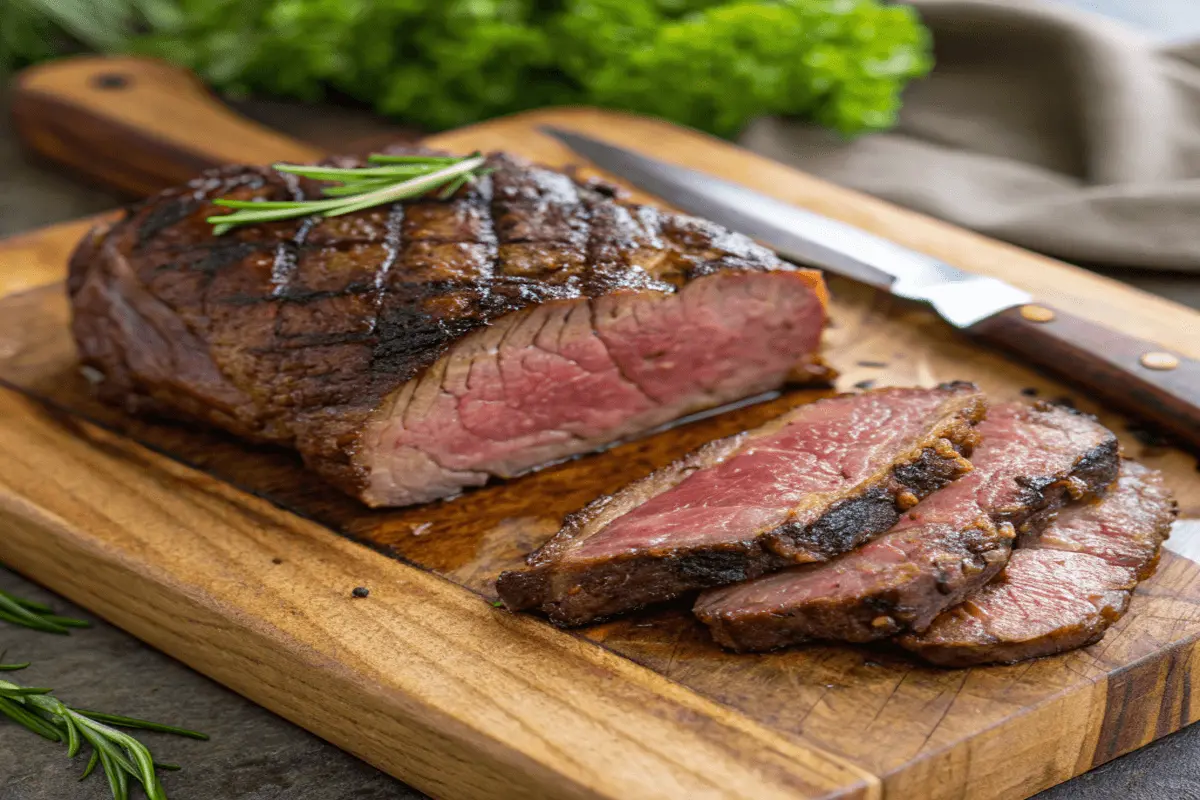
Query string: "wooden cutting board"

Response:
xmin=3 ymin=56 xmax=1200 ymax=800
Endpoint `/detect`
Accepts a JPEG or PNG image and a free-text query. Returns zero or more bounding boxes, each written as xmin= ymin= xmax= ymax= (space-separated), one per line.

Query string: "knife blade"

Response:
xmin=543 ymin=126 xmax=1200 ymax=451
xmin=544 ymin=126 xmax=1030 ymax=329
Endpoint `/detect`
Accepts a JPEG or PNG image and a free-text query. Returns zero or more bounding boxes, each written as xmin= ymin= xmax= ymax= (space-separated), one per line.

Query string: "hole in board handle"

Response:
xmin=91 ymin=73 xmax=131 ymax=90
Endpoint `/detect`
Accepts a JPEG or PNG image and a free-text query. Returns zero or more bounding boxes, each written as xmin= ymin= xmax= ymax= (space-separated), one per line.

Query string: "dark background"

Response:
xmin=3 ymin=2 xmax=1200 ymax=798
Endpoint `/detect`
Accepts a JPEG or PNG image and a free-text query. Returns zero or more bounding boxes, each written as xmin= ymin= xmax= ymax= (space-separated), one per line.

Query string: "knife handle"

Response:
xmin=970 ymin=305 xmax=1200 ymax=449
xmin=11 ymin=55 xmax=322 ymax=196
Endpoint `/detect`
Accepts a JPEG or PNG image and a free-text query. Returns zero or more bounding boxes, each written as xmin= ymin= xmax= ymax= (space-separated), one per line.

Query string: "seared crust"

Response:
xmin=902 ymin=460 xmax=1176 ymax=667
xmin=496 ymin=383 xmax=987 ymax=626
xmin=68 ymin=151 xmax=829 ymax=501
xmin=694 ymin=402 xmax=1121 ymax=651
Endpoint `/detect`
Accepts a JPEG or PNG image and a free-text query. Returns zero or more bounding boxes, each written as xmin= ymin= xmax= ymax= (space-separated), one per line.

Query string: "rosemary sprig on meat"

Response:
xmin=0 ymin=662 xmax=208 ymax=800
xmin=0 ymin=585 xmax=89 ymax=635
xmin=208 ymin=152 xmax=489 ymax=235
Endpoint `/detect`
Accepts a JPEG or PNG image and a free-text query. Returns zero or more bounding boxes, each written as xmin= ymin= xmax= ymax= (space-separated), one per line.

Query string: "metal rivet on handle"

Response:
xmin=1019 ymin=305 xmax=1056 ymax=323
xmin=1140 ymin=352 xmax=1180 ymax=371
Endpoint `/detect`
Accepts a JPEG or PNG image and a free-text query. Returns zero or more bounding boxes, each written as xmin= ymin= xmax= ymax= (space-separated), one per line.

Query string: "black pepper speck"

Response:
xmin=1020 ymin=387 xmax=1039 ymax=397
xmin=352 ymin=587 xmax=370 ymax=599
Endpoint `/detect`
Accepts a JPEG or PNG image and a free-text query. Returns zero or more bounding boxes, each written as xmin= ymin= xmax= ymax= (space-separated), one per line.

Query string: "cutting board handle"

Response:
xmin=11 ymin=55 xmax=323 ymax=197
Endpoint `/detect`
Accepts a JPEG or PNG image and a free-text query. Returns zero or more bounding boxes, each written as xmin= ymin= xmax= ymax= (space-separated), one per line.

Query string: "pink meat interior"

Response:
xmin=1034 ymin=461 xmax=1170 ymax=570
xmin=361 ymin=270 xmax=825 ymax=505
xmin=568 ymin=387 xmax=963 ymax=560
xmin=694 ymin=402 xmax=1110 ymax=612
xmin=940 ymin=549 xmax=1134 ymax=643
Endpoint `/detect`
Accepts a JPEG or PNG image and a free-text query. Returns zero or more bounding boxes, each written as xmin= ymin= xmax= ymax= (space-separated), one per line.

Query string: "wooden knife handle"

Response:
xmin=971 ymin=304 xmax=1200 ymax=449
xmin=10 ymin=55 xmax=323 ymax=196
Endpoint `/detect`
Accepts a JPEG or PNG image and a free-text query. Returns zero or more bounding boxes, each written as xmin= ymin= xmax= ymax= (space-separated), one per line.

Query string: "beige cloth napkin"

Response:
xmin=741 ymin=0 xmax=1200 ymax=272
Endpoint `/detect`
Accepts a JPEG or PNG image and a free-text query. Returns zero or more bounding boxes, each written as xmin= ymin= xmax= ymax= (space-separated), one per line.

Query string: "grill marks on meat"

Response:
xmin=68 ymin=153 xmax=830 ymax=506
xmin=901 ymin=461 xmax=1176 ymax=666
xmin=693 ymin=402 xmax=1120 ymax=651
xmin=496 ymin=384 xmax=986 ymax=626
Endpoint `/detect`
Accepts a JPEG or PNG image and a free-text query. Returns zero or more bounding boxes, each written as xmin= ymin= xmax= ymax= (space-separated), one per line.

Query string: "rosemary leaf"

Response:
xmin=0 ymin=671 xmax=207 ymax=800
xmin=0 ymin=695 xmax=62 ymax=741
xmin=273 ymin=163 xmax=442 ymax=180
xmin=438 ymin=174 xmax=472 ymax=200
xmin=0 ymin=685 xmax=54 ymax=696
xmin=9 ymin=595 xmax=53 ymax=613
xmin=209 ymin=153 xmax=488 ymax=235
xmin=367 ymin=154 xmax=463 ymax=165
xmin=210 ymin=199 xmax=327 ymax=210
xmin=63 ymin=713 xmax=82 ymax=757
xmin=80 ymin=749 xmax=99 ymax=780
xmin=73 ymin=709 xmax=210 ymax=740
xmin=0 ymin=586 xmax=89 ymax=635
xmin=94 ymin=747 xmax=126 ymax=800
xmin=321 ymin=179 xmax=396 ymax=197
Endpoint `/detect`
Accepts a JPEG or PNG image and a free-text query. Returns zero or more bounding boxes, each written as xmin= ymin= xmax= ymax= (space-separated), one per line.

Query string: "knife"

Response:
xmin=543 ymin=126 xmax=1200 ymax=451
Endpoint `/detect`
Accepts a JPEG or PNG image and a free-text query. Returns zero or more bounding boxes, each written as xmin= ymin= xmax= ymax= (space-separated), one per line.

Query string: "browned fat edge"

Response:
xmin=697 ymin=517 xmax=1012 ymax=654
xmin=898 ymin=441 xmax=1131 ymax=669
xmin=703 ymin=421 xmax=1122 ymax=654
xmin=1011 ymin=405 xmax=1122 ymax=538
xmin=496 ymin=386 xmax=987 ymax=626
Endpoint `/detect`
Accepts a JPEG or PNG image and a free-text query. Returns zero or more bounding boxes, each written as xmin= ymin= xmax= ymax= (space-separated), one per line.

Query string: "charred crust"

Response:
xmin=782 ymin=487 xmax=900 ymax=560
xmin=1008 ymin=434 xmax=1120 ymax=541
xmin=494 ymin=569 xmax=549 ymax=612
xmin=676 ymin=550 xmax=757 ymax=584
xmin=521 ymin=542 xmax=785 ymax=627
xmin=502 ymin=387 xmax=988 ymax=626
xmin=768 ymin=392 xmax=984 ymax=560
xmin=1070 ymin=436 xmax=1122 ymax=495
xmin=71 ymin=151 xmax=829 ymax=504
xmin=695 ymin=403 xmax=1125 ymax=654
xmin=904 ymin=455 xmax=1164 ymax=668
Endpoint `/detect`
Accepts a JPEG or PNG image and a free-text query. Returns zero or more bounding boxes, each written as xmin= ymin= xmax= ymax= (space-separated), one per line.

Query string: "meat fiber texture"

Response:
xmin=694 ymin=402 xmax=1120 ymax=651
xmin=67 ymin=152 xmax=831 ymax=507
xmin=902 ymin=461 xmax=1177 ymax=667
xmin=496 ymin=384 xmax=987 ymax=626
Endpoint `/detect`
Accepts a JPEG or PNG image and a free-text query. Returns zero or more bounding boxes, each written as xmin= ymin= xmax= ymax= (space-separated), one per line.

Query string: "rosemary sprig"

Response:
xmin=0 ymin=586 xmax=89 ymax=635
xmin=207 ymin=152 xmax=490 ymax=235
xmin=0 ymin=663 xmax=207 ymax=800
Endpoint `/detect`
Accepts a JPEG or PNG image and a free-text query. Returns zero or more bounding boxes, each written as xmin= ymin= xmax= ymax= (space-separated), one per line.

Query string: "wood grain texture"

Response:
xmin=1 ymin=104 xmax=1200 ymax=800
xmin=12 ymin=56 xmax=322 ymax=195
xmin=0 ymin=390 xmax=872 ymax=800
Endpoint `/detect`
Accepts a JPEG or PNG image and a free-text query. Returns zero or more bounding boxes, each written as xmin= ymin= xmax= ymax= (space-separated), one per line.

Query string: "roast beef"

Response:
xmin=901 ymin=461 xmax=1176 ymax=666
xmin=68 ymin=152 xmax=831 ymax=507
xmin=496 ymin=383 xmax=987 ymax=625
xmin=694 ymin=402 xmax=1120 ymax=651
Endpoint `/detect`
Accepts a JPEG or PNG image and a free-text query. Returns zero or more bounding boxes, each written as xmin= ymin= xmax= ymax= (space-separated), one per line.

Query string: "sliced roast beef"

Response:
xmin=693 ymin=402 xmax=1120 ymax=651
xmin=901 ymin=461 xmax=1176 ymax=667
xmin=496 ymin=384 xmax=987 ymax=625
xmin=68 ymin=152 xmax=831 ymax=507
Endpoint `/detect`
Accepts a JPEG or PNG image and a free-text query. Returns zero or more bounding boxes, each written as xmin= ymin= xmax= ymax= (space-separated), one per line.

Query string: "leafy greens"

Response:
xmin=4 ymin=0 xmax=931 ymax=138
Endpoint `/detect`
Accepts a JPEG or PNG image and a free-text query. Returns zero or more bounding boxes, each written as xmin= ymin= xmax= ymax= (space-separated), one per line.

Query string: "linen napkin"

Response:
xmin=741 ymin=0 xmax=1200 ymax=272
